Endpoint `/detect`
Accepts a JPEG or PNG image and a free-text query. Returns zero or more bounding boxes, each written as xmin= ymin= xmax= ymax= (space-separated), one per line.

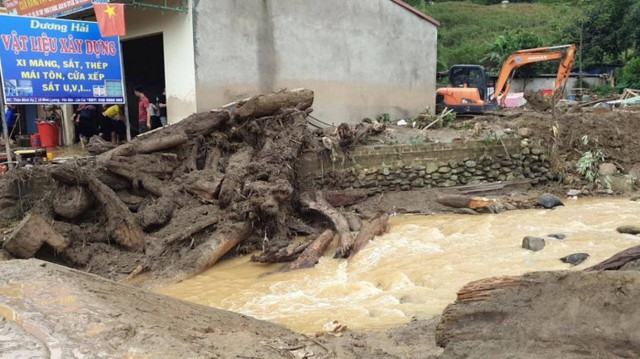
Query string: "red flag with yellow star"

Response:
xmin=93 ymin=3 xmax=126 ymax=37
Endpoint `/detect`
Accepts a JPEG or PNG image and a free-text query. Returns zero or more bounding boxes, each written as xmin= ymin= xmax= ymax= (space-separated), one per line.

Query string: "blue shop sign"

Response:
xmin=0 ymin=15 xmax=125 ymax=105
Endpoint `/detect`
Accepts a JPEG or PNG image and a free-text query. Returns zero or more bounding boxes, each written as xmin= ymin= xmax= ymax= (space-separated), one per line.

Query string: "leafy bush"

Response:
xmin=589 ymin=84 xmax=618 ymax=97
xmin=576 ymin=135 xmax=609 ymax=188
xmin=621 ymin=57 xmax=640 ymax=89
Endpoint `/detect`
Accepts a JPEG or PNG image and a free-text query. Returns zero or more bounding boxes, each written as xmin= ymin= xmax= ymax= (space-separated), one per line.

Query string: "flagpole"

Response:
xmin=121 ymin=46 xmax=131 ymax=142
xmin=94 ymin=0 xmax=130 ymax=141
xmin=0 ymin=82 xmax=13 ymax=170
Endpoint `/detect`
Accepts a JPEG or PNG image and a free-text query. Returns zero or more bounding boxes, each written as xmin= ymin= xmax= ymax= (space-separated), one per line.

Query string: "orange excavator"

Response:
xmin=435 ymin=44 xmax=577 ymax=114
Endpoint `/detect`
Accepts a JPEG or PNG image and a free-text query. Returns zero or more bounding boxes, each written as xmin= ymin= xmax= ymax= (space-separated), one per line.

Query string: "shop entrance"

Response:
xmin=122 ymin=34 xmax=166 ymax=135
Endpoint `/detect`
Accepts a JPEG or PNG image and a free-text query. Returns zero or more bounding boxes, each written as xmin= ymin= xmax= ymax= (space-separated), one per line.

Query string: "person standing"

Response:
xmin=73 ymin=104 xmax=98 ymax=145
xmin=156 ymin=89 xmax=167 ymax=127
xmin=3 ymin=105 xmax=16 ymax=140
xmin=134 ymin=86 xmax=150 ymax=134
xmin=102 ymin=104 xmax=124 ymax=143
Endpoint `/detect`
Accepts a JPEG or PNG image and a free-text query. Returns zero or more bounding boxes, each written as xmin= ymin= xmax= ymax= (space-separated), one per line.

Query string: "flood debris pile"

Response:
xmin=0 ymin=89 xmax=390 ymax=282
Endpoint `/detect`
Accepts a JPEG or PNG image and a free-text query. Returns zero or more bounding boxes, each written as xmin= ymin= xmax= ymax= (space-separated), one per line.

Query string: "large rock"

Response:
xmin=617 ymin=225 xmax=640 ymax=235
xmin=537 ymin=193 xmax=564 ymax=209
xmin=607 ymin=174 xmax=635 ymax=193
xmin=598 ymin=162 xmax=618 ymax=176
xmin=522 ymin=236 xmax=545 ymax=251
xmin=517 ymin=127 xmax=532 ymax=138
xmin=560 ymin=253 xmax=590 ymax=266
xmin=629 ymin=163 xmax=640 ymax=180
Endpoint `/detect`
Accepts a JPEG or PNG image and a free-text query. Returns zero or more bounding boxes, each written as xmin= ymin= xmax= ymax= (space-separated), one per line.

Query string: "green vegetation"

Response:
xmin=410 ymin=2 xmax=579 ymax=71
xmin=621 ymin=58 xmax=640 ymax=89
xmin=577 ymin=135 xmax=609 ymax=188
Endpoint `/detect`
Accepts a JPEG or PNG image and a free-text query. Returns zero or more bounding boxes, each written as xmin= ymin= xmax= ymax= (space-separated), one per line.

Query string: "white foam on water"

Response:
xmin=160 ymin=198 xmax=640 ymax=333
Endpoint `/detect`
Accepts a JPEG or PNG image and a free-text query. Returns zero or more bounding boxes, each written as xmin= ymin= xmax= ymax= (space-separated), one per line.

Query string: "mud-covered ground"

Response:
xmin=0 ymin=259 xmax=444 ymax=359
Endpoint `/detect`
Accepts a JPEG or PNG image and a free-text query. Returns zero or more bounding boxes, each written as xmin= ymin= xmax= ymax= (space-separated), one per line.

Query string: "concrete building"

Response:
xmin=193 ymin=0 xmax=440 ymax=124
xmin=3 ymin=0 xmax=439 ymax=145
xmin=118 ymin=0 xmax=439 ymax=125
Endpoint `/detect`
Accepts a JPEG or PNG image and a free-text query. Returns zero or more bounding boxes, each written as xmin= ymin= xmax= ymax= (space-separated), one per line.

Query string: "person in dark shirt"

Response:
xmin=3 ymin=105 xmax=16 ymax=140
xmin=156 ymin=89 xmax=167 ymax=127
xmin=74 ymin=104 xmax=98 ymax=145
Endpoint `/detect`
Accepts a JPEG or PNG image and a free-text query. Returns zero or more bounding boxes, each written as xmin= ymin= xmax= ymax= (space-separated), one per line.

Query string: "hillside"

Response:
xmin=416 ymin=2 xmax=580 ymax=70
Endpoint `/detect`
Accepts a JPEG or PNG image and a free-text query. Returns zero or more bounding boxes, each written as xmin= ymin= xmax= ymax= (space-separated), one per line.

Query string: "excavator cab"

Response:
xmin=436 ymin=44 xmax=576 ymax=115
xmin=436 ymin=65 xmax=497 ymax=114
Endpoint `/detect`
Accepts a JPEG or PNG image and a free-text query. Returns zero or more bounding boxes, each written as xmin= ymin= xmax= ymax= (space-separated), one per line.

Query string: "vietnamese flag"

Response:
xmin=93 ymin=3 xmax=126 ymax=37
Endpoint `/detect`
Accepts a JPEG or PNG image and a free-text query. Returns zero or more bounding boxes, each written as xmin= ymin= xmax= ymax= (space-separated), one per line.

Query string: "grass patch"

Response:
xmin=417 ymin=2 xmax=580 ymax=71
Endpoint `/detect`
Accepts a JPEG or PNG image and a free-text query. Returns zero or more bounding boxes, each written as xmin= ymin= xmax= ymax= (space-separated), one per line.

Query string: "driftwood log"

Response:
xmin=585 ymin=244 xmax=640 ymax=271
xmin=40 ymin=89 xmax=348 ymax=281
xmin=234 ymin=88 xmax=314 ymax=120
xmin=53 ymin=185 xmax=94 ymax=219
xmin=301 ymin=191 xmax=354 ymax=258
xmin=87 ymin=177 xmax=146 ymax=251
xmin=436 ymin=194 xmax=492 ymax=210
xmin=281 ymin=229 xmax=335 ymax=271
xmin=3 ymin=213 xmax=70 ymax=258
xmin=173 ymin=221 xmax=252 ymax=280
xmin=347 ymin=214 xmax=390 ymax=258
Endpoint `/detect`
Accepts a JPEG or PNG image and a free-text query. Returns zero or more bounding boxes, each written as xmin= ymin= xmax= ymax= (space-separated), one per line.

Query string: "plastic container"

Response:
xmin=30 ymin=134 xmax=41 ymax=148
xmin=37 ymin=121 xmax=59 ymax=148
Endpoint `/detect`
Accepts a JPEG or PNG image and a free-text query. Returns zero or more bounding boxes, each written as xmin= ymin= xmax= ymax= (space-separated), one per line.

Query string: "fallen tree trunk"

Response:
xmin=323 ymin=189 xmax=369 ymax=208
xmin=163 ymin=216 xmax=219 ymax=244
xmin=347 ymin=214 xmax=389 ymax=258
xmin=436 ymin=194 xmax=492 ymax=210
xmin=252 ymin=240 xmax=311 ymax=263
xmin=585 ymin=244 xmax=640 ymax=271
xmin=218 ymin=147 xmax=253 ymax=208
xmin=105 ymin=153 xmax=179 ymax=180
xmin=97 ymin=130 xmax=190 ymax=164
xmin=301 ymin=191 xmax=354 ymax=258
xmin=173 ymin=221 xmax=252 ymax=280
xmin=105 ymin=164 xmax=167 ymax=197
xmin=86 ymin=136 xmax=117 ymax=155
xmin=52 ymin=185 xmax=94 ymax=219
xmin=137 ymin=196 xmax=176 ymax=231
xmin=3 ymin=213 xmax=70 ymax=258
xmin=182 ymin=170 xmax=223 ymax=200
xmin=234 ymin=88 xmax=314 ymax=121
xmin=87 ymin=177 xmax=145 ymax=251
xmin=281 ymin=230 xmax=334 ymax=271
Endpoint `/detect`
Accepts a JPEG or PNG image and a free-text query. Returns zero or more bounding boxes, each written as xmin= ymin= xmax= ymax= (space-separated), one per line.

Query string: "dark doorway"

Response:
xmin=121 ymin=34 xmax=165 ymax=135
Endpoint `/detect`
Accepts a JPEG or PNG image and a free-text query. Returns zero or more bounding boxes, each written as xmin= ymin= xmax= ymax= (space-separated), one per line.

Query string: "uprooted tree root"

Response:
xmin=2 ymin=89 xmax=389 ymax=283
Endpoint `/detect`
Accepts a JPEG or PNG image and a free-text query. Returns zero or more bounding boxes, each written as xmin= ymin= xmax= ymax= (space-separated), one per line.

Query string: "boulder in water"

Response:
xmin=522 ymin=236 xmax=545 ymax=252
xmin=561 ymin=253 xmax=589 ymax=266
xmin=538 ymin=194 xmax=564 ymax=209
xmin=547 ymin=234 xmax=566 ymax=240
xmin=617 ymin=225 xmax=640 ymax=235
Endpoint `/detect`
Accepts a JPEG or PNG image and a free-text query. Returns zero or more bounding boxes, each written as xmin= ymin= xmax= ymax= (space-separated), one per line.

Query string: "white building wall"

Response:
xmin=511 ymin=76 xmax=605 ymax=95
xmin=123 ymin=3 xmax=197 ymax=124
xmin=193 ymin=0 xmax=438 ymax=125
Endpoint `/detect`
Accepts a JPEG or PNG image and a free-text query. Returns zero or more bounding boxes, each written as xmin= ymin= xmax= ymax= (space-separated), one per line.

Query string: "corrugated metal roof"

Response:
xmin=391 ymin=0 xmax=440 ymax=27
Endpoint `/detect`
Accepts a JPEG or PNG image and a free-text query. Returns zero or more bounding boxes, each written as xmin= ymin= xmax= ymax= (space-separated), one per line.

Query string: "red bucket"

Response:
xmin=37 ymin=122 xmax=59 ymax=148
xmin=30 ymin=134 xmax=41 ymax=147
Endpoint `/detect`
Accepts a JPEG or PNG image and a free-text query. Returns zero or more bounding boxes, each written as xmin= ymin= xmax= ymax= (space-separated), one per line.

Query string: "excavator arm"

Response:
xmin=491 ymin=44 xmax=576 ymax=106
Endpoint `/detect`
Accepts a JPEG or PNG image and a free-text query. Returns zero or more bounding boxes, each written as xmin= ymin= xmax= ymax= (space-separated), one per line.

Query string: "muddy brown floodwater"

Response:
xmin=160 ymin=198 xmax=640 ymax=334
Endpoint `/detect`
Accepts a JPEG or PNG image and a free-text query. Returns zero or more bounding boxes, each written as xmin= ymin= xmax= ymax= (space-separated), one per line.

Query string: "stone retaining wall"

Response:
xmin=299 ymin=138 xmax=551 ymax=192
